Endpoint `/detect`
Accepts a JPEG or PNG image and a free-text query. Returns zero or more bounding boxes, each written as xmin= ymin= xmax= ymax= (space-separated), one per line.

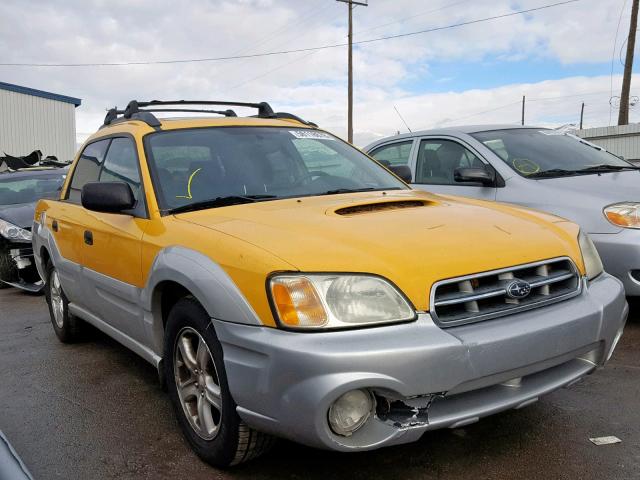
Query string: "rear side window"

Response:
xmin=66 ymin=140 xmax=110 ymax=203
xmin=99 ymin=138 xmax=141 ymax=200
xmin=369 ymin=141 xmax=413 ymax=167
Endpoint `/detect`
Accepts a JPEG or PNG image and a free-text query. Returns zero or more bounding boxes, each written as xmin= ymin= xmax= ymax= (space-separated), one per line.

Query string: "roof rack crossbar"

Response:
xmin=126 ymin=100 xmax=273 ymax=117
xmin=137 ymin=108 xmax=237 ymax=117
xmin=102 ymin=99 xmax=317 ymax=128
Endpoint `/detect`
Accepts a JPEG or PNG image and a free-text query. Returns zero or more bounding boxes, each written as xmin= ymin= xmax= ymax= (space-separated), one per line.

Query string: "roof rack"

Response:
xmin=101 ymin=100 xmax=317 ymax=129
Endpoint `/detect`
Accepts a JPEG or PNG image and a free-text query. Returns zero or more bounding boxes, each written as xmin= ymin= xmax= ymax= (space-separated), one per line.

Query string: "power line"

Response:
xmin=355 ymin=0 xmax=473 ymax=35
xmin=0 ymin=0 xmax=582 ymax=68
xmin=440 ymin=90 xmax=613 ymax=126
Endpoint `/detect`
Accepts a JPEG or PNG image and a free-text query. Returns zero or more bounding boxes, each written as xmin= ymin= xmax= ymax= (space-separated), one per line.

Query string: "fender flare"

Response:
xmin=141 ymin=246 xmax=263 ymax=327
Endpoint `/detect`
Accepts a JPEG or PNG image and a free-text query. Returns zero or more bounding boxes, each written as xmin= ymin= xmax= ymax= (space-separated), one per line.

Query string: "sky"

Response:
xmin=0 ymin=0 xmax=637 ymax=148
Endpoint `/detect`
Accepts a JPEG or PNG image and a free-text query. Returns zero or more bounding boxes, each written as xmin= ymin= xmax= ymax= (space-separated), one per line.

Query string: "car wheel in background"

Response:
xmin=0 ymin=248 xmax=17 ymax=289
xmin=45 ymin=261 xmax=85 ymax=343
xmin=164 ymin=296 xmax=274 ymax=467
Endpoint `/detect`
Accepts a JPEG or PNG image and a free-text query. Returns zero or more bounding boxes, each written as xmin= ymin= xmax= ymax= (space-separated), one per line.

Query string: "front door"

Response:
xmin=411 ymin=138 xmax=497 ymax=201
xmin=52 ymin=139 xmax=110 ymax=309
xmin=67 ymin=137 xmax=148 ymax=342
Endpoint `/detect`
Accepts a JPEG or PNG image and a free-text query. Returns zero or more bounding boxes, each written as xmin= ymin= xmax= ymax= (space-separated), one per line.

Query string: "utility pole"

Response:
xmin=521 ymin=95 xmax=525 ymax=125
xmin=337 ymin=0 xmax=368 ymax=143
xmin=580 ymin=102 xmax=584 ymax=130
xmin=619 ymin=0 xmax=639 ymax=125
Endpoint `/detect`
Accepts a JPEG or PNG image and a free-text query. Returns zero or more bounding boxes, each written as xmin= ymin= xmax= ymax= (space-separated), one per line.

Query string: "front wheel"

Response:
xmin=164 ymin=297 xmax=274 ymax=467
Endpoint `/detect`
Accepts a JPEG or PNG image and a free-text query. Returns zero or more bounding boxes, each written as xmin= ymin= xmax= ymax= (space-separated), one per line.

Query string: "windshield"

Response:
xmin=471 ymin=128 xmax=632 ymax=178
xmin=144 ymin=127 xmax=407 ymax=211
xmin=0 ymin=173 xmax=65 ymax=205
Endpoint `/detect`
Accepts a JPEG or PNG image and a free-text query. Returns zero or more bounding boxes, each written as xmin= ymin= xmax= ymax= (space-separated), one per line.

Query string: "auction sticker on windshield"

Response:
xmin=289 ymin=130 xmax=335 ymax=140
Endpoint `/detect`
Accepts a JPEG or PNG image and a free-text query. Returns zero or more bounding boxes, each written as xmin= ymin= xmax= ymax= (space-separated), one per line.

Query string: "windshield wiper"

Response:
xmin=321 ymin=187 xmax=401 ymax=195
xmin=168 ymin=194 xmax=277 ymax=214
xmin=526 ymin=169 xmax=580 ymax=178
xmin=576 ymin=164 xmax=640 ymax=172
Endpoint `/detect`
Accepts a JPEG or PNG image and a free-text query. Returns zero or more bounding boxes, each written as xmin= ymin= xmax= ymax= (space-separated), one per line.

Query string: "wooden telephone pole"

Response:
xmin=337 ymin=0 xmax=368 ymax=143
xmin=619 ymin=0 xmax=639 ymax=125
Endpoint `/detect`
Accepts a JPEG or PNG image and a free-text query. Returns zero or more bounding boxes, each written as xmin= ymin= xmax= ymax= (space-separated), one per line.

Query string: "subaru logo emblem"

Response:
xmin=506 ymin=279 xmax=531 ymax=299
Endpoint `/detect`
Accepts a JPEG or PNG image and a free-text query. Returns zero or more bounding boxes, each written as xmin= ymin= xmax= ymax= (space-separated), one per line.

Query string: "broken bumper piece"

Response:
xmin=0 ymin=244 xmax=44 ymax=292
xmin=212 ymin=272 xmax=627 ymax=452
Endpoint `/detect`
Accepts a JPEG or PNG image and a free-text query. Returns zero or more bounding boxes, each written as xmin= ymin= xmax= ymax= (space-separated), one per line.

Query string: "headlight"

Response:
xmin=269 ymin=274 xmax=415 ymax=329
xmin=578 ymin=230 xmax=603 ymax=280
xmin=604 ymin=202 xmax=640 ymax=228
xmin=0 ymin=218 xmax=32 ymax=242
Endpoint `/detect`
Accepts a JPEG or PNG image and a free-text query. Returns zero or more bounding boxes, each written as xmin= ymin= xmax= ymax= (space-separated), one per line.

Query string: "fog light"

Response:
xmin=328 ymin=389 xmax=374 ymax=437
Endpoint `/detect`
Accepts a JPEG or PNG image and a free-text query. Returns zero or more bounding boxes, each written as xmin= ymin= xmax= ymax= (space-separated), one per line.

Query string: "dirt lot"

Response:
xmin=1 ymin=287 xmax=639 ymax=480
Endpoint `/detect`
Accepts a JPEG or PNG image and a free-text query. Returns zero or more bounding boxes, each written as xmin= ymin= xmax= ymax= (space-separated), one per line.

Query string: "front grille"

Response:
xmin=431 ymin=258 xmax=581 ymax=327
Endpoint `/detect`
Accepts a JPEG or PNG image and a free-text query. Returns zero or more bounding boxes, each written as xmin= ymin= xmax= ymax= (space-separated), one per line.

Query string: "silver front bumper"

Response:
xmin=212 ymin=273 xmax=627 ymax=451
xmin=592 ymin=229 xmax=640 ymax=296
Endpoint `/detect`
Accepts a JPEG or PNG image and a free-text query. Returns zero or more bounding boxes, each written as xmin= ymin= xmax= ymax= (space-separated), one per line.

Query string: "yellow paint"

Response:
xmin=36 ymin=116 xmax=586 ymax=329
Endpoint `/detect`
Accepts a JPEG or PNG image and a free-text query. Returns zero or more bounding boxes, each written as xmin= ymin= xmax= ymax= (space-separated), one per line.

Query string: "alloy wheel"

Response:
xmin=173 ymin=327 xmax=223 ymax=440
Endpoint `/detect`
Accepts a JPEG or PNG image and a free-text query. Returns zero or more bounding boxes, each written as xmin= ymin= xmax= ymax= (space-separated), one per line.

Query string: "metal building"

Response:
xmin=0 ymin=81 xmax=81 ymax=162
xmin=575 ymin=124 xmax=640 ymax=163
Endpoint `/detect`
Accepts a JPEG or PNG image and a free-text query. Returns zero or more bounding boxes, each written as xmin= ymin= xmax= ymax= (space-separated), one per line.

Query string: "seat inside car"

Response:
xmin=417 ymin=148 xmax=448 ymax=184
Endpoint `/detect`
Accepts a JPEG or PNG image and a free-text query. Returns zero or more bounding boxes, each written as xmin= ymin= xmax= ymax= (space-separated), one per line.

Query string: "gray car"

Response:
xmin=365 ymin=125 xmax=640 ymax=296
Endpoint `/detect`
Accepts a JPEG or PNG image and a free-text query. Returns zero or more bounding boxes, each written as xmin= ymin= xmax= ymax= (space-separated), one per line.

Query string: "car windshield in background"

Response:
xmin=145 ymin=127 xmax=407 ymax=212
xmin=471 ymin=128 xmax=635 ymax=178
xmin=0 ymin=174 xmax=65 ymax=205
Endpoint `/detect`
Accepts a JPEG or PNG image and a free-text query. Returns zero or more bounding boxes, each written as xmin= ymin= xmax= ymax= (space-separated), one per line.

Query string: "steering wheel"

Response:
xmin=292 ymin=170 xmax=331 ymax=186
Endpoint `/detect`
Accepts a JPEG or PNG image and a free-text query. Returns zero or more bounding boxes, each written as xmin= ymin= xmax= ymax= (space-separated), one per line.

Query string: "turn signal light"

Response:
xmin=271 ymin=276 xmax=328 ymax=327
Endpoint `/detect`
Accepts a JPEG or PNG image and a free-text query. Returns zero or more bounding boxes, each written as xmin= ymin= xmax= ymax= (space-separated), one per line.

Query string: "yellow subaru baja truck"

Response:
xmin=32 ymin=100 xmax=627 ymax=467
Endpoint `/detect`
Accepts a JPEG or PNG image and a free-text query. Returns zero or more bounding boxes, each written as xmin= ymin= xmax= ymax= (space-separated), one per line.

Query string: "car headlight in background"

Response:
xmin=269 ymin=274 xmax=415 ymax=329
xmin=578 ymin=230 xmax=603 ymax=280
xmin=0 ymin=218 xmax=32 ymax=242
xmin=604 ymin=202 xmax=640 ymax=228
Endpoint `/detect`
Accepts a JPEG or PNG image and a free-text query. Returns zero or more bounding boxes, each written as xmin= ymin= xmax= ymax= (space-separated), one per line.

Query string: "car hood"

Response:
xmin=0 ymin=202 xmax=35 ymax=230
xmin=506 ymin=170 xmax=640 ymax=234
xmin=175 ymin=190 xmax=583 ymax=311
xmin=529 ymin=170 xmax=639 ymax=202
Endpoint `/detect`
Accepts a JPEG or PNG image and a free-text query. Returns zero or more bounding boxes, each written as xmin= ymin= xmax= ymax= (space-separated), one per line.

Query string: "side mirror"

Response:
xmin=81 ymin=182 xmax=135 ymax=213
xmin=454 ymin=167 xmax=494 ymax=186
xmin=388 ymin=165 xmax=412 ymax=183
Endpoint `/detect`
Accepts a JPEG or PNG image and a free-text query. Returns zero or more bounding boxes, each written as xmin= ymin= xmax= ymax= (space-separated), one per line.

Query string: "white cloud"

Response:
xmin=0 ymin=0 xmax=633 ymax=153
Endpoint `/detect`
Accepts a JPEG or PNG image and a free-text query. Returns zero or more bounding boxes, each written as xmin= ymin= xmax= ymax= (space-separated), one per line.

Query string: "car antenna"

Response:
xmin=393 ymin=105 xmax=412 ymax=133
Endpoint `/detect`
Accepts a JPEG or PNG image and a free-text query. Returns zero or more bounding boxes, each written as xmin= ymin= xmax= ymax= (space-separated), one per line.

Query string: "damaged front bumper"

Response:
xmin=212 ymin=273 xmax=627 ymax=452
xmin=0 ymin=240 xmax=44 ymax=292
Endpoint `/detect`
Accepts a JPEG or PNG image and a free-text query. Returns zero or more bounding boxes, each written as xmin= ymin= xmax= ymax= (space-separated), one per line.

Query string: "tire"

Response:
xmin=0 ymin=249 xmax=16 ymax=289
xmin=164 ymin=296 xmax=274 ymax=467
xmin=45 ymin=261 xmax=85 ymax=343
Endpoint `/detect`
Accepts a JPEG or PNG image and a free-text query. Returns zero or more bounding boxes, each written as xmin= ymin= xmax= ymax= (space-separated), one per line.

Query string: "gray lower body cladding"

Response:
xmin=214 ymin=273 xmax=627 ymax=451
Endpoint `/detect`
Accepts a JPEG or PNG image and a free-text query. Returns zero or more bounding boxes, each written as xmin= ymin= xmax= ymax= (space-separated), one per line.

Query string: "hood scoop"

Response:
xmin=335 ymin=200 xmax=428 ymax=216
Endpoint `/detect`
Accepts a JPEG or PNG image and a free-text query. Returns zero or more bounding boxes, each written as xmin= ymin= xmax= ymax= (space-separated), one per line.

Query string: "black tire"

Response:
xmin=0 ymin=249 xmax=16 ymax=289
xmin=164 ymin=296 xmax=274 ymax=467
xmin=45 ymin=261 xmax=85 ymax=343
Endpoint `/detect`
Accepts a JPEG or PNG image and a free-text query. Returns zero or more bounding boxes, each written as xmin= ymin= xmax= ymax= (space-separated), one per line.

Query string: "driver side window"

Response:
xmin=415 ymin=139 xmax=484 ymax=185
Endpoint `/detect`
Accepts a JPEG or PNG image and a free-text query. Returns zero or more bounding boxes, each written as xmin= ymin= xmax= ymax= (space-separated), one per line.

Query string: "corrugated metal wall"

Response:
xmin=0 ymin=89 xmax=77 ymax=161
xmin=575 ymin=124 xmax=640 ymax=162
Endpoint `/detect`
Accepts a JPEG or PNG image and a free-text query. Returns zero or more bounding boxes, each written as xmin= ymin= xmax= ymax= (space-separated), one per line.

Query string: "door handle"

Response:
xmin=84 ymin=230 xmax=93 ymax=246
xmin=52 ymin=220 xmax=58 ymax=232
